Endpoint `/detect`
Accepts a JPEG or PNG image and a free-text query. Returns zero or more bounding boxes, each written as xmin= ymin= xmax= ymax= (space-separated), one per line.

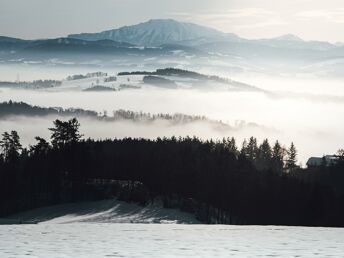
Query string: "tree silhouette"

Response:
xmin=0 ymin=131 xmax=22 ymax=162
xmin=271 ymin=141 xmax=285 ymax=174
xmin=225 ymin=137 xmax=238 ymax=156
xmin=246 ymin=137 xmax=258 ymax=162
xmin=4 ymin=119 xmax=344 ymax=227
xmin=49 ymin=118 xmax=82 ymax=148
xmin=286 ymin=142 xmax=298 ymax=172
xmin=30 ymin=137 xmax=51 ymax=155
xmin=256 ymin=139 xmax=272 ymax=171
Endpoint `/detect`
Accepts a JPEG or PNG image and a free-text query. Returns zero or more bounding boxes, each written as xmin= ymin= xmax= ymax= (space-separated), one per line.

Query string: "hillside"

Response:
xmin=5 ymin=199 xmax=200 ymax=224
xmin=118 ymin=68 xmax=261 ymax=91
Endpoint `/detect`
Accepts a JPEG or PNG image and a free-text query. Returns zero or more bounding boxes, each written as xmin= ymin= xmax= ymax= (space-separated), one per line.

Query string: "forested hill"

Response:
xmin=0 ymin=80 xmax=62 ymax=89
xmin=118 ymin=68 xmax=260 ymax=91
xmin=1 ymin=118 xmax=344 ymax=226
xmin=0 ymin=101 xmax=231 ymax=128
xmin=0 ymin=101 xmax=98 ymax=118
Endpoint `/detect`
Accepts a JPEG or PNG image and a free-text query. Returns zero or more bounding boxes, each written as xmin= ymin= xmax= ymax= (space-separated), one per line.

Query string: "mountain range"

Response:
xmin=1 ymin=19 xmax=341 ymax=52
xmin=67 ymin=19 xmax=338 ymax=51
xmin=1 ymin=19 xmax=344 ymax=77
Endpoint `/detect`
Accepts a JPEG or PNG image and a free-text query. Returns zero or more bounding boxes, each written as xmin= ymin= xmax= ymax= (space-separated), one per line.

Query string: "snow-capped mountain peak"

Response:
xmin=68 ymin=19 xmax=229 ymax=46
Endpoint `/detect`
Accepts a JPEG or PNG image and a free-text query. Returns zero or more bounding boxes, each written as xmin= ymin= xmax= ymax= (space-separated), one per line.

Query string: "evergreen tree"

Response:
xmin=30 ymin=137 xmax=51 ymax=155
xmin=49 ymin=118 xmax=82 ymax=148
xmin=256 ymin=139 xmax=272 ymax=171
xmin=271 ymin=140 xmax=285 ymax=174
xmin=1 ymin=120 xmax=343 ymax=227
xmin=225 ymin=137 xmax=238 ymax=156
xmin=240 ymin=139 xmax=248 ymax=158
xmin=0 ymin=131 xmax=22 ymax=162
xmin=246 ymin=137 xmax=258 ymax=162
xmin=286 ymin=142 xmax=297 ymax=172
xmin=0 ymin=132 xmax=11 ymax=161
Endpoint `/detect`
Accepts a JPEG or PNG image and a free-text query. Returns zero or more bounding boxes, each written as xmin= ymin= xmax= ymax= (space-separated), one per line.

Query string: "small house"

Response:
xmin=306 ymin=155 xmax=339 ymax=168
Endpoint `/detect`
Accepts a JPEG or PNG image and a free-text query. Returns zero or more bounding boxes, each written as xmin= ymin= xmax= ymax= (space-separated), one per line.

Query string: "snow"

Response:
xmin=1 ymin=223 xmax=344 ymax=257
xmin=2 ymin=200 xmax=344 ymax=257
xmin=68 ymin=19 xmax=226 ymax=47
xmin=5 ymin=199 xmax=199 ymax=224
xmin=56 ymin=75 xmax=145 ymax=91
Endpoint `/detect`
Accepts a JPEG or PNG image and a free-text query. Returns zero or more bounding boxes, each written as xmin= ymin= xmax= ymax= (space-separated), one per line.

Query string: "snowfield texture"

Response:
xmin=1 ymin=200 xmax=344 ymax=257
xmin=1 ymin=223 xmax=344 ymax=257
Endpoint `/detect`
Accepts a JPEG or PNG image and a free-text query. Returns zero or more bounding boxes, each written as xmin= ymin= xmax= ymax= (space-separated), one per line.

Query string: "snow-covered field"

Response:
xmin=1 ymin=223 xmax=344 ymax=257
xmin=1 ymin=200 xmax=344 ymax=257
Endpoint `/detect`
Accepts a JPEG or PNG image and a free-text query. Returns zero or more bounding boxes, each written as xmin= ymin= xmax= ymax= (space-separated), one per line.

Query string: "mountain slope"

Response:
xmin=68 ymin=19 xmax=230 ymax=46
xmin=256 ymin=34 xmax=335 ymax=51
xmin=67 ymin=19 xmax=340 ymax=52
xmin=24 ymin=38 xmax=135 ymax=51
xmin=5 ymin=199 xmax=200 ymax=224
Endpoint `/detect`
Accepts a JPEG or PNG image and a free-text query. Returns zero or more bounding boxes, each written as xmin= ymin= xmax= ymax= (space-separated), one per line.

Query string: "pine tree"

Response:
xmin=30 ymin=137 xmax=50 ymax=155
xmin=0 ymin=131 xmax=22 ymax=162
xmin=0 ymin=132 xmax=11 ymax=161
xmin=246 ymin=137 xmax=258 ymax=162
xmin=225 ymin=137 xmax=238 ymax=156
xmin=240 ymin=139 xmax=248 ymax=158
xmin=286 ymin=142 xmax=297 ymax=172
xmin=271 ymin=140 xmax=285 ymax=174
xmin=256 ymin=139 xmax=272 ymax=171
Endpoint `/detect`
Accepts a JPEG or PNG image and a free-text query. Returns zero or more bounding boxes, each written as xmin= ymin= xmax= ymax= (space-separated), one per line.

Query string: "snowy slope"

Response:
xmin=52 ymin=73 xmax=260 ymax=92
xmin=53 ymin=75 xmax=144 ymax=91
xmin=5 ymin=199 xmax=200 ymax=224
xmin=68 ymin=19 xmax=229 ymax=46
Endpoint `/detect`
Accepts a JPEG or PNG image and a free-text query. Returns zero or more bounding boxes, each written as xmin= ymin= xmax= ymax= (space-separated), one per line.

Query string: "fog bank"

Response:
xmin=1 ymin=78 xmax=344 ymax=165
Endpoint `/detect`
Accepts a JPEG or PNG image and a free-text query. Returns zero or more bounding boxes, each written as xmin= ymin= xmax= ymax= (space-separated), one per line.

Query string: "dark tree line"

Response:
xmin=0 ymin=101 xmax=98 ymax=118
xmin=0 ymin=80 xmax=61 ymax=89
xmin=1 ymin=118 xmax=344 ymax=226
xmin=0 ymin=101 xmax=221 ymax=126
xmin=240 ymin=137 xmax=298 ymax=174
xmin=66 ymin=72 xmax=107 ymax=81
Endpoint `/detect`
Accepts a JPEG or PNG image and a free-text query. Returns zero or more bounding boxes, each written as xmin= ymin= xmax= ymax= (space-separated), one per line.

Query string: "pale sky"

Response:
xmin=0 ymin=0 xmax=344 ymax=42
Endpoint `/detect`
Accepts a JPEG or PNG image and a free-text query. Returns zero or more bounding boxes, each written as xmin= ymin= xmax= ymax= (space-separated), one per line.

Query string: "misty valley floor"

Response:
xmin=1 ymin=224 xmax=344 ymax=257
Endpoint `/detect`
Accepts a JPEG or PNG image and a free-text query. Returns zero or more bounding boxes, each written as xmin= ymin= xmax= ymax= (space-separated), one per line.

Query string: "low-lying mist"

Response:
xmin=0 ymin=115 xmax=272 ymax=146
xmin=1 ymin=74 xmax=344 ymax=165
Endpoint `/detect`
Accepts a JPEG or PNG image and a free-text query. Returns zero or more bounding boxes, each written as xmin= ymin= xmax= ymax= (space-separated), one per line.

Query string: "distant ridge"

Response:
xmin=1 ymin=19 xmax=344 ymax=72
xmin=272 ymin=34 xmax=303 ymax=42
xmin=68 ymin=19 xmax=231 ymax=46
xmin=0 ymin=19 xmax=342 ymax=50
xmin=67 ymin=19 xmax=339 ymax=51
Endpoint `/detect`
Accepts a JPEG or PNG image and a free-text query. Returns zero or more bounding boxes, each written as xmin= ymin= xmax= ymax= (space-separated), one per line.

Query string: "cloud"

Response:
xmin=234 ymin=20 xmax=287 ymax=30
xmin=172 ymin=8 xmax=272 ymax=22
xmin=172 ymin=8 xmax=287 ymax=31
xmin=296 ymin=9 xmax=344 ymax=23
